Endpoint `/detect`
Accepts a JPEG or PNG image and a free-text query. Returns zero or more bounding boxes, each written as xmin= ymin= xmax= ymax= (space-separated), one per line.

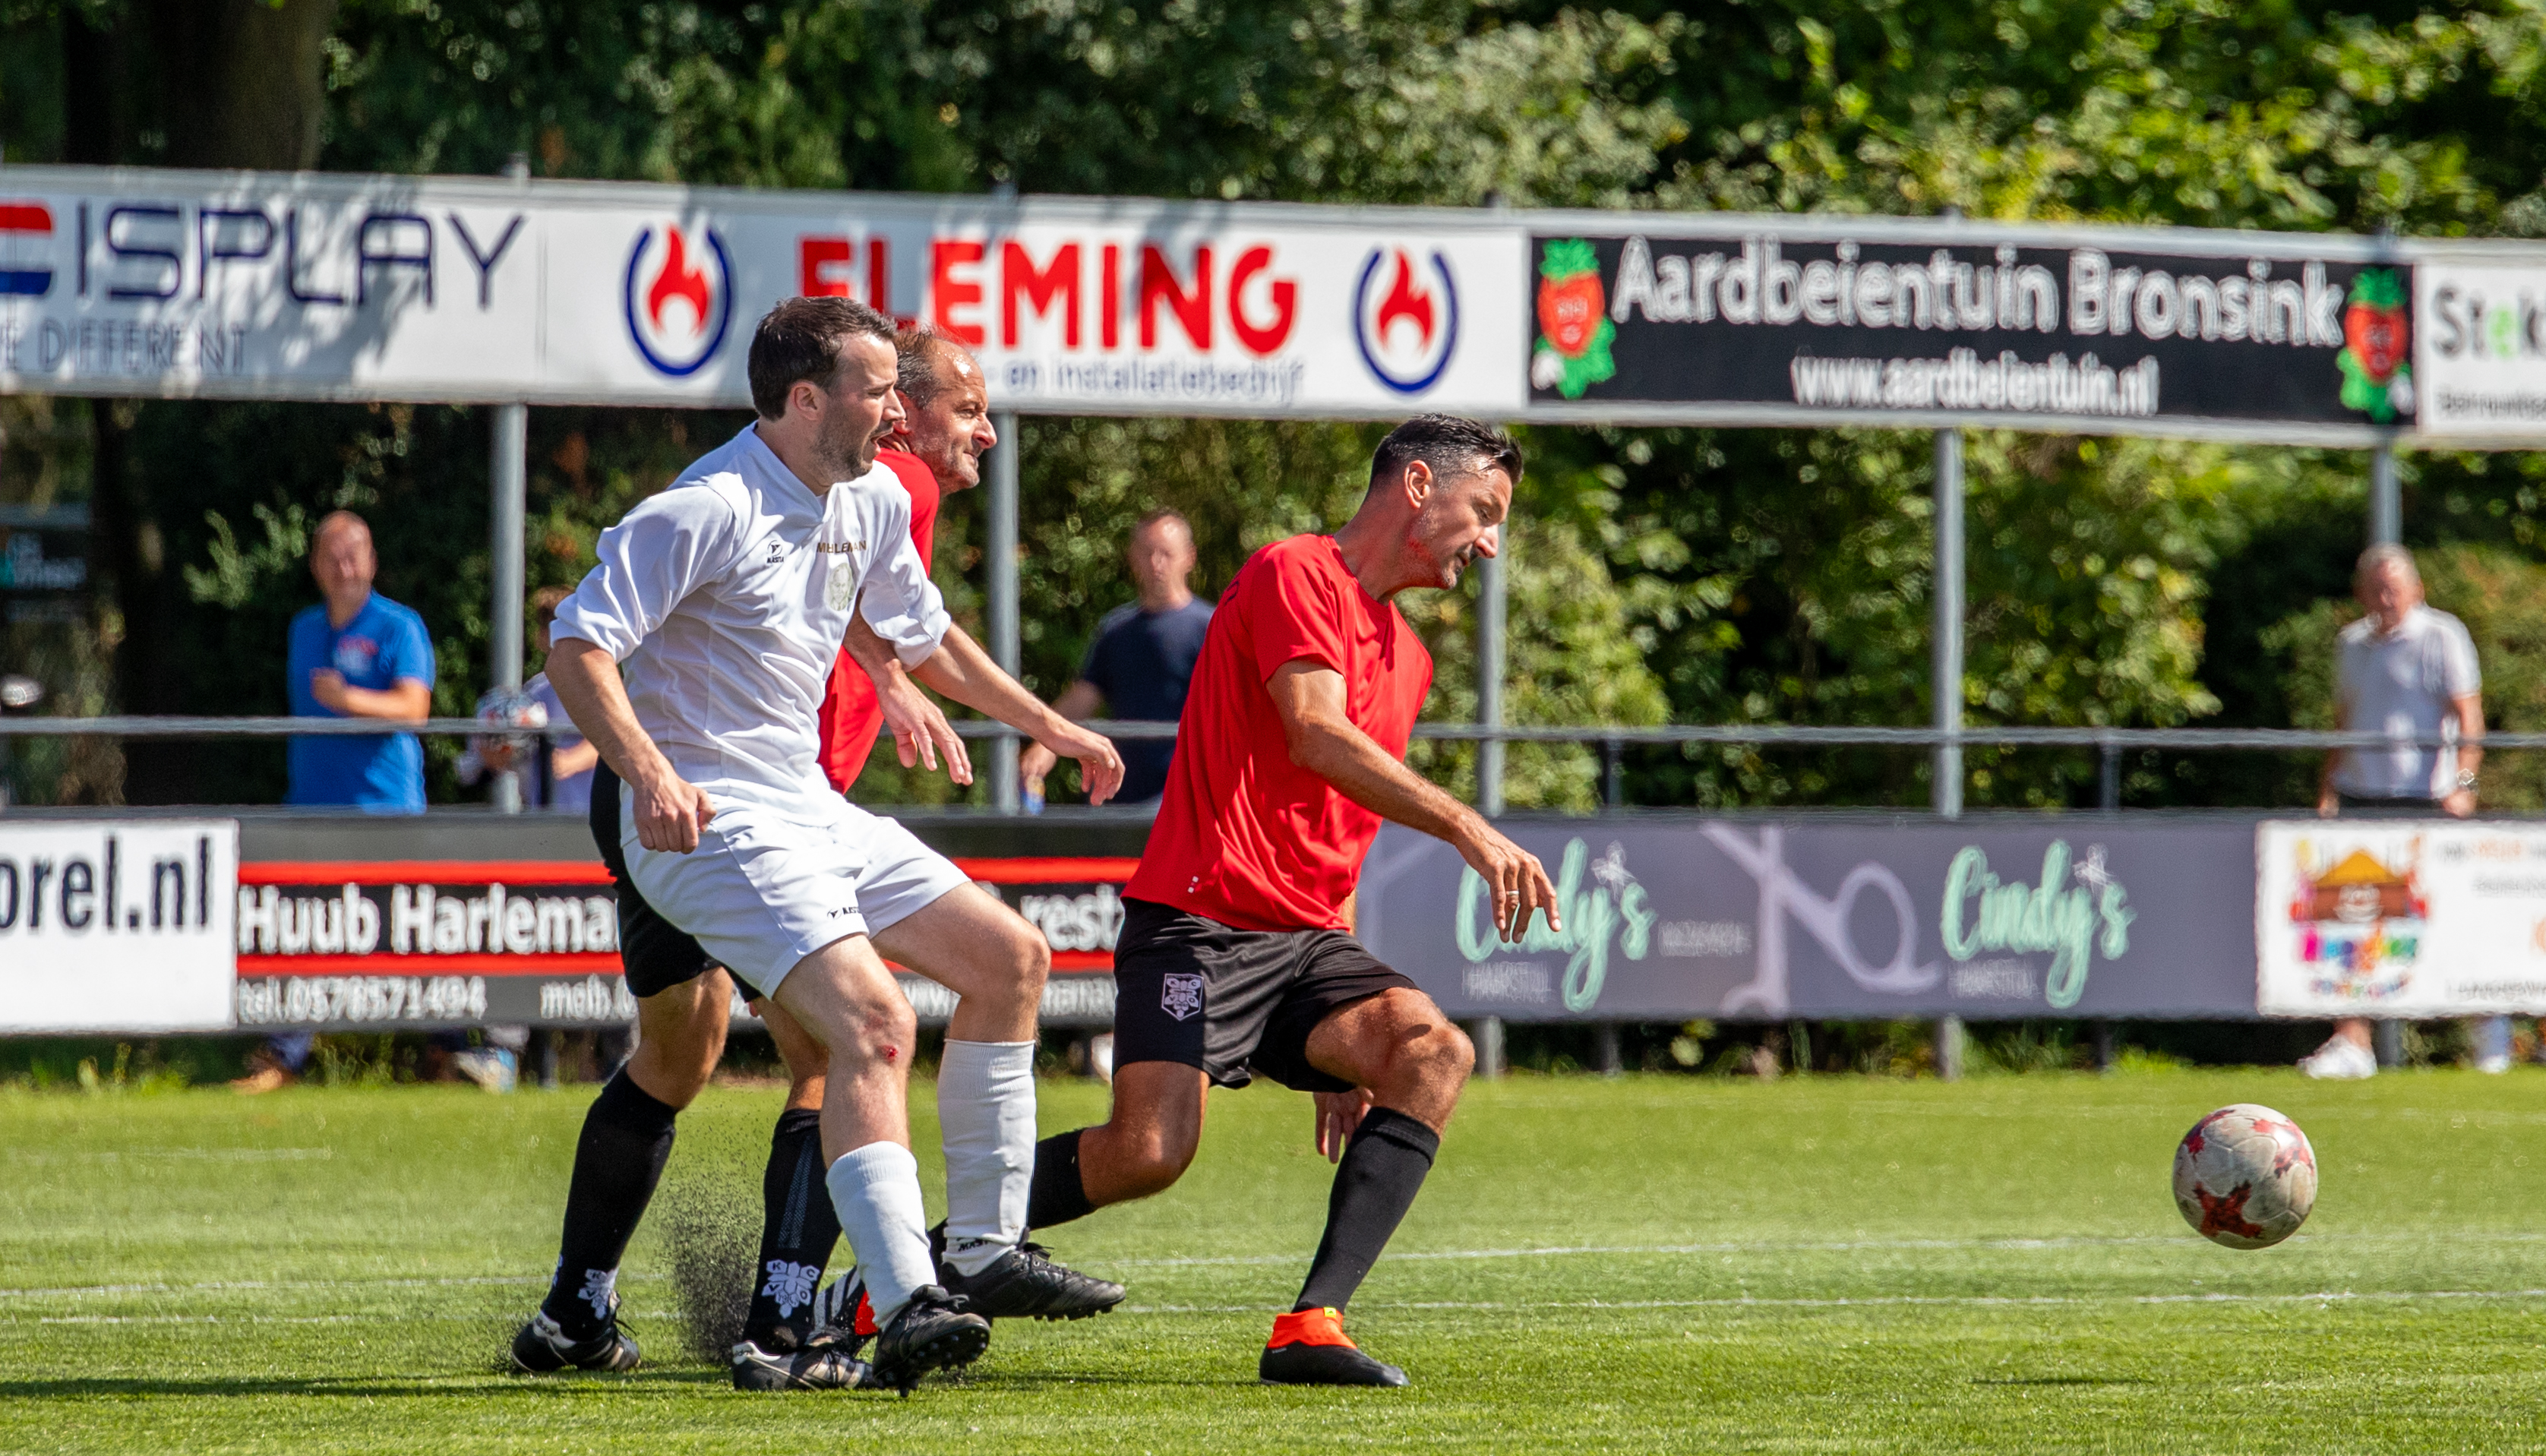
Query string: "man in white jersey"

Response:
xmin=510 ymin=297 xmax=1124 ymax=1392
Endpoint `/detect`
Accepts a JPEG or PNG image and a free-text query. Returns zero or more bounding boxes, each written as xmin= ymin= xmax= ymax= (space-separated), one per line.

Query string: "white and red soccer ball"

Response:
xmin=2173 ymin=1104 xmax=2317 ymax=1249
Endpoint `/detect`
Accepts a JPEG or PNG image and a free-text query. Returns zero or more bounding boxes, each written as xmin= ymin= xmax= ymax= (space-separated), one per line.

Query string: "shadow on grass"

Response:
xmin=0 ymin=1367 xmax=1255 ymax=1399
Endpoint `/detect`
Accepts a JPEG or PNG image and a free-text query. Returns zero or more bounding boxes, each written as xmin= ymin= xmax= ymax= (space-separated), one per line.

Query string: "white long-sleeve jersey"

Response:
xmin=549 ymin=424 xmax=949 ymax=813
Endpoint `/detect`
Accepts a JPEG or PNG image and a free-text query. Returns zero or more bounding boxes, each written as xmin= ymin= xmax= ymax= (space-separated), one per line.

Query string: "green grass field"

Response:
xmin=6 ymin=1066 xmax=2546 ymax=1453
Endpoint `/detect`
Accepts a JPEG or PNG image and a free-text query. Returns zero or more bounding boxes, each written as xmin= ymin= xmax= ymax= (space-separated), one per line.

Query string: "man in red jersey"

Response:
xmin=817 ymin=327 xmax=994 ymax=788
xmin=1010 ymin=415 xmax=1561 ymax=1387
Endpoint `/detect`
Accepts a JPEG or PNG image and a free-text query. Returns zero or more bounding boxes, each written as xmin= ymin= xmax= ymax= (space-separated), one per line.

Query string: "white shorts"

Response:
xmin=620 ymin=791 xmax=970 ymax=996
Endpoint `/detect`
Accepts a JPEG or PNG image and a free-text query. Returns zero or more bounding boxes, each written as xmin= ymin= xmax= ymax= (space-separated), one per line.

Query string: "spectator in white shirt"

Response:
xmin=2301 ymin=544 xmax=2489 ymax=1079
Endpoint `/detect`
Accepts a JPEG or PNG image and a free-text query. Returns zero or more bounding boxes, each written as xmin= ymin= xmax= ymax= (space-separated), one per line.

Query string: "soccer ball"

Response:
xmin=2172 ymin=1104 xmax=2317 ymax=1249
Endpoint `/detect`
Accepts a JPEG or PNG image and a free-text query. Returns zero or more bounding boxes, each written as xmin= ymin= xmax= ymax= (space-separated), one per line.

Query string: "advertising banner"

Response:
xmin=0 ymin=819 xmax=238 ymax=1032
xmin=2413 ymin=262 xmax=2546 ymax=441
xmin=2257 ymin=820 xmax=2546 ymax=1016
xmin=0 ymin=166 xmax=1522 ymax=420
xmin=229 ymin=854 xmax=1130 ymax=1031
xmin=1356 ymin=816 xmax=2260 ymax=1021
xmin=1521 ymin=217 xmax=2415 ymax=444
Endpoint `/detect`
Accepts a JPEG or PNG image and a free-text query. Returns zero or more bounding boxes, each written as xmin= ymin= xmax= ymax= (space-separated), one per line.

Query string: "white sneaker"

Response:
xmin=2299 ymin=1035 xmax=2377 ymax=1080
xmin=452 ymin=1047 xmax=518 ymax=1093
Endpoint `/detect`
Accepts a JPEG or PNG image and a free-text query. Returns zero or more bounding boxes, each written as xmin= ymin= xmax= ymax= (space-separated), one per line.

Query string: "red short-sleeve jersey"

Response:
xmin=817 ymin=447 xmax=940 ymax=791
xmin=1126 ymin=534 xmax=1433 ymax=931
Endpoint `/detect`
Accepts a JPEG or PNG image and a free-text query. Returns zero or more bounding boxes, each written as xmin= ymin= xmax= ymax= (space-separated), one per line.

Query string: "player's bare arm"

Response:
xmin=1266 ymin=659 xmax=1556 ymax=940
xmin=841 ymin=611 xmax=973 ymax=785
xmin=545 ymin=635 xmax=714 ymax=854
xmin=1018 ymin=680 xmax=1104 ymax=788
xmin=907 ymin=624 xmax=1128 ymax=805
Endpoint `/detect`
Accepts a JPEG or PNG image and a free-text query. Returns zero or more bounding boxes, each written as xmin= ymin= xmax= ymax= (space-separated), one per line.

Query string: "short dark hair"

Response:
xmin=749 ymin=296 xmax=896 ymax=418
xmin=1132 ymin=508 xmax=1192 ymax=542
xmin=1369 ymin=415 xmax=1523 ymax=495
xmin=896 ymin=325 xmax=974 ymax=410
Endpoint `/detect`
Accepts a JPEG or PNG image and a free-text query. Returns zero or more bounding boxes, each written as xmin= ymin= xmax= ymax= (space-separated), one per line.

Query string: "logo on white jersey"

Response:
xmin=1161 ymin=972 xmax=1205 ymax=1022
xmin=825 ymin=557 xmax=856 ymax=611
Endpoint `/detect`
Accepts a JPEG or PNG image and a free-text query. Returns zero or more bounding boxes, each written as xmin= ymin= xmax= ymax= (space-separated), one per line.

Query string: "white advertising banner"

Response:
xmin=2413 ymin=263 xmax=2546 ymax=441
xmin=2257 ymin=820 xmax=2546 ymax=1017
xmin=0 ymin=819 xmax=238 ymax=1032
xmin=0 ymin=166 xmax=1524 ymax=419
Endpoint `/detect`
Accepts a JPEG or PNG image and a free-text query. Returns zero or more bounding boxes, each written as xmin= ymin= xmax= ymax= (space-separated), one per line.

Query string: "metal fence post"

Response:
xmin=2370 ymin=441 xmax=2400 ymax=546
xmin=1933 ymin=426 xmax=1964 ymax=1078
xmin=1594 ymin=1022 xmax=1622 ymax=1076
xmin=1477 ymin=542 xmax=1505 ymax=817
xmin=489 ymin=401 xmax=528 ymax=815
xmin=989 ymin=409 xmax=1021 ymax=813
xmin=488 ymin=152 xmax=532 ymax=816
xmin=1475 ymin=1016 xmax=1505 ymax=1079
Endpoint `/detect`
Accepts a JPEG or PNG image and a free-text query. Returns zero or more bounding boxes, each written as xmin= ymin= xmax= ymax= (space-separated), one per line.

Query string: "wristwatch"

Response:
xmin=2457 ymin=769 xmax=2480 ymax=792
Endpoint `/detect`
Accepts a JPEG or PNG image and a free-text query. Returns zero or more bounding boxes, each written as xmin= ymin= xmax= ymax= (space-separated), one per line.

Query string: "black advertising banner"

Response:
xmin=229 ymin=854 xmax=1131 ymax=1031
xmin=1357 ymin=816 xmax=2260 ymax=1021
xmin=1524 ymin=221 xmax=2414 ymax=443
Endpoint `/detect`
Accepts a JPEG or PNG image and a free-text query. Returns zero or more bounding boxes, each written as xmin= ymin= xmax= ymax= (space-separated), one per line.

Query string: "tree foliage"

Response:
xmin=7 ymin=1 xmax=2546 ymax=807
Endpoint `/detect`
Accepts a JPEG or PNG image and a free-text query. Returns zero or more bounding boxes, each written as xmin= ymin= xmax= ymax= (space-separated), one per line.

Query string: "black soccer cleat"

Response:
xmin=936 ymin=1236 xmax=1126 ymax=1322
xmin=511 ymin=1306 xmax=643 ymax=1374
xmin=730 ymin=1338 xmax=873 ymax=1391
xmin=867 ymin=1285 xmax=992 ymax=1394
xmin=1259 ymin=1306 xmax=1408 ymax=1388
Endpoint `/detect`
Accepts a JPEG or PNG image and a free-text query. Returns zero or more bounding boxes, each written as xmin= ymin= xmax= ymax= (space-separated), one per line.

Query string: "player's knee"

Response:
xmin=1120 ymin=1126 xmax=1199 ymax=1197
xmin=1401 ymin=1017 xmax=1474 ymax=1087
xmin=1010 ymin=919 xmax=1051 ymax=989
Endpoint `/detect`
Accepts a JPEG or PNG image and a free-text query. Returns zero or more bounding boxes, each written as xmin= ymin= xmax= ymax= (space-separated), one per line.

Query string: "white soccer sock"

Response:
xmin=936 ymin=1038 xmax=1038 ymax=1277
xmin=823 ymin=1141 xmax=937 ymax=1326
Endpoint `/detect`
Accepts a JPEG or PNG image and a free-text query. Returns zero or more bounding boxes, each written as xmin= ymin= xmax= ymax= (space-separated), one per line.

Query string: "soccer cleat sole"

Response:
xmin=872 ymin=1320 xmax=992 ymax=1394
xmin=730 ymin=1341 xmax=871 ymax=1391
xmin=1259 ymin=1341 xmax=1408 ymax=1388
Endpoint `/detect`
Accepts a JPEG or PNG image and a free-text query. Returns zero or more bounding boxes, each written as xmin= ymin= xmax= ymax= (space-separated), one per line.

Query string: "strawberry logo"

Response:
xmin=2338 ymin=268 xmax=2413 ymax=423
xmin=1531 ymin=239 xmax=1617 ymax=400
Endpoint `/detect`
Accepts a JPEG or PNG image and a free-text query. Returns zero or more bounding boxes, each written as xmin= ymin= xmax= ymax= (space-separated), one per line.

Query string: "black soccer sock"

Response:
xmin=1292 ymin=1107 xmax=1439 ymax=1312
xmin=739 ymin=1107 xmax=842 ymax=1350
xmin=1025 ymin=1128 xmax=1097 ymax=1230
xmin=539 ymin=1069 xmax=679 ymax=1338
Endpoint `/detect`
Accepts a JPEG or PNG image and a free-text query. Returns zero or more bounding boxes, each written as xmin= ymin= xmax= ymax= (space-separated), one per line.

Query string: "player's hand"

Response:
xmin=1019 ymin=740 xmax=1060 ymax=793
xmin=1040 ymin=722 xmax=1124 ymax=806
xmin=1314 ymin=1088 xmax=1373 ymax=1163
xmin=1459 ymin=821 xmax=1559 ymax=942
xmin=2446 ymin=788 xmax=2477 ymax=818
xmin=631 ymin=769 xmax=715 ymax=854
xmin=875 ymin=663 xmax=972 ymax=785
xmin=308 ymin=668 xmax=349 ymax=712
xmin=2317 ymin=788 xmax=2339 ymax=819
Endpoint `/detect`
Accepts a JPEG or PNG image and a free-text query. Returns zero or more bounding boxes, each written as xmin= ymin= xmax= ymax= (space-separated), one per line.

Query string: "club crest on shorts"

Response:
xmin=1160 ymin=972 xmax=1205 ymax=1022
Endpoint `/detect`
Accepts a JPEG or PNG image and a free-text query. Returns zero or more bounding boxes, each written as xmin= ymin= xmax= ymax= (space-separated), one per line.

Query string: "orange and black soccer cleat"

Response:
xmin=1258 ymin=1306 xmax=1407 ymax=1387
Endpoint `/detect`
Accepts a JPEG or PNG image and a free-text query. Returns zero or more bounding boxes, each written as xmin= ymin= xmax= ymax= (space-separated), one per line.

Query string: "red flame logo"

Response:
xmin=646 ymin=227 xmax=714 ymax=335
xmin=1375 ymin=249 xmax=1435 ymax=353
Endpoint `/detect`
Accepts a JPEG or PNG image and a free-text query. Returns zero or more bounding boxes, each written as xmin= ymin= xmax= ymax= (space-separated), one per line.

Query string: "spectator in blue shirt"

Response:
xmin=238 ymin=511 xmax=434 ymax=1094
xmin=284 ymin=510 xmax=435 ymax=812
xmin=1021 ymin=510 xmax=1213 ymax=805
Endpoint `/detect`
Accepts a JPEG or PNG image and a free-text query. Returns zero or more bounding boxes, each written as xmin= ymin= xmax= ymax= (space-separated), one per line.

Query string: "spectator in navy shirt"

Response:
xmin=283 ymin=511 xmax=435 ymax=812
xmin=1022 ymin=510 xmax=1213 ymax=804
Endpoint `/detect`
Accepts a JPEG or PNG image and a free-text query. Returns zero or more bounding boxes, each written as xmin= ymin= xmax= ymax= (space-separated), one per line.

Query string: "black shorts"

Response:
xmin=1109 ymin=897 xmax=1417 ymax=1093
xmin=589 ymin=764 xmax=734 ymax=999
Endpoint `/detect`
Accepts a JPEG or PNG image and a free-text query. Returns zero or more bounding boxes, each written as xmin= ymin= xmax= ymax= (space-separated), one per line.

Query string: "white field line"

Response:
xmin=1109 ymin=1227 xmax=2546 ymax=1270
xmin=1129 ymin=1288 xmax=2546 ymax=1315
xmin=11 ymin=1227 xmax=2546 ymax=1303
xmin=5 ymin=1148 xmax=336 ymax=1164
